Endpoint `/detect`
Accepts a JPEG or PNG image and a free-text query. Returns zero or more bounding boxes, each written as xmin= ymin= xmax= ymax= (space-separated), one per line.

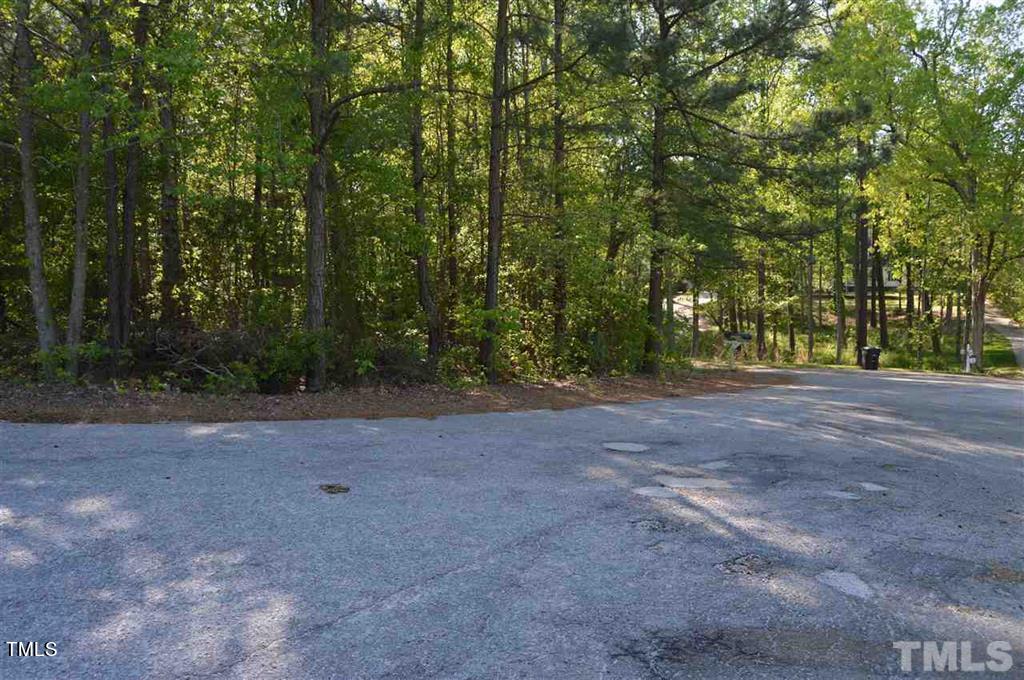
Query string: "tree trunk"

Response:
xmin=99 ymin=31 xmax=122 ymax=352
xmin=954 ymin=290 xmax=963 ymax=362
xmin=120 ymin=0 xmax=151 ymax=347
xmin=408 ymin=0 xmax=442 ymax=364
xmin=925 ymin=290 xmax=940 ymax=355
xmin=551 ymin=0 xmax=567 ymax=363
xmin=969 ymin=234 xmax=993 ymax=368
xmin=67 ymin=10 xmax=96 ymax=378
xmin=854 ymin=139 xmax=869 ymax=363
xmin=15 ymin=0 xmax=59 ymax=370
xmin=787 ymin=299 xmax=796 ymax=354
xmin=479 ymin=0 xmax=509 ymax=382
xmin=905 ymin=261 xmax=914 ymax=324
xmin=443 ymin=0 xmax=458 ymax=340
xmin=756 ymin=248 xmax=766 ymax=359
xmin=833 ymin=196 xmax=845 ymax=363
xmin=642 ymin=11 xmax=671 ymax=374
xmin=874 ymin=245 xmax=888 ymax=349
xmin=155 ymin=6 xmax=185 ymax=328
xmin=305 ymin=0 xmax=331 ymax=391
xmin=690 ymin=283 xmax=700 ymax=357
xmin=806 ymin=244 xmax=815 ymax=360
xmin=252 ymin=151 xmax=265 ymax=287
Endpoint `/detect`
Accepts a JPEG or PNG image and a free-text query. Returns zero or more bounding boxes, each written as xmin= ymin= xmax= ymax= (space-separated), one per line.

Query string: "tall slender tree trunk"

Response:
xmin=642 ymin=11 xmax=671 ymax=374
xmin=305 ymin=0 xmax=331 ymax=391
xmin=551 ymin=0 xmax=568 ymax=363
xmin=155 ymin=4 xmax=185 ymax=328
xmin=120 ymin=1 xmax=151 ymax=347
xmin=905 ymin=261 xmax=914 ymax=324
xmin=99 ymin=31 xmax=122 ymax=352
xmin=443 ymin=0 xmax=458 ymax=340
xmin=756 ymin=248 xmax=766 ymax=358
xmin=479 ymin=0 xmax=509 ymax=382
xmin=408 ymin=0 xmax=442 ymax=364
xmin=15 ymin=0 xmax=59 ymax=370
xmin=874 ymin=246 xmax=888 ymax=349
xmin=803 ymin=240 xmax=814 ymax=359
xmin=67 ymin=8 xmax=96 ymax=378
xmin=954 ymin=290 xmax=963 ymax=362
xmin=817 ymin=261 xmax=823 ymax=327
xmin=833 ymin=190 xmax=845 ymax=363
xmin=787 ymin=297 xmax=796 ymax=354
xmin=968 ymin=234 xmax=992 ymax=368
xmin=252 ymin=150 xmax=265 ymax=287
xmin=925 ymin=290 xmax=940 ymax=355
xmin=690 ymin=282 xmax=700 ymax=357
xmin=643 ymin=97 xmax=666 ymax=373
xmin=854 ymin=139 xmax=869 ymax=363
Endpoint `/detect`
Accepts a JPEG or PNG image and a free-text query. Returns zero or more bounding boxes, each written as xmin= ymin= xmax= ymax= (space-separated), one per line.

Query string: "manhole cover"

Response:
xmin=604 ymin=442 xmax=651 ymax=453
xmin=717 ymin=553 xmax=773 ymax=576
xmin=320 ymin=484 xmax=350 ymax=494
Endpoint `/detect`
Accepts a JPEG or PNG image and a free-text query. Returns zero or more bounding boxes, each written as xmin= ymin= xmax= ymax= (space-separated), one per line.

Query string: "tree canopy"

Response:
xmin=1 ymin=0 xmax=1021 ymax=390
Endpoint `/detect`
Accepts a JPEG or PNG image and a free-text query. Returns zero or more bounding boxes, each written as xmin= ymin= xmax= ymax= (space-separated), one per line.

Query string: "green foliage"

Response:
xmin=1 ymin=0 xmax=1019 ymax=390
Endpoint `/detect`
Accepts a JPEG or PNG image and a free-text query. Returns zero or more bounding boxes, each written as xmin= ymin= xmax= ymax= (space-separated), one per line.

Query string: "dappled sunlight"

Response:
xmin=3 ymin=369 xmax=1020 ymax=677
xmin=120 ymin=546 xmax=165 ymax=579
xmin=83 ymin=606 xmax=148 ymax=650
xmin=66 ymin=495 xmax=114 ymax=514
xmin=244 ymin=593 xmax=298 ymax=654
xmin=185 ymin=424 xmax=225 ymax=437
xmin=2 ymin=544 xmax=40 ymax=568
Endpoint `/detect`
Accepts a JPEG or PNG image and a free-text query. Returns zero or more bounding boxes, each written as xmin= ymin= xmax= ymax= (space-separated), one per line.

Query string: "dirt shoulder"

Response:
xmin=0 ymin=369 xmax=790 ymax=424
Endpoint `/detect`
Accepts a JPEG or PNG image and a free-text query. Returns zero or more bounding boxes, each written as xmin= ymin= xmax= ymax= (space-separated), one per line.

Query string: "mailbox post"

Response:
xmin=964 ymin=344 xmax=977 ymax=373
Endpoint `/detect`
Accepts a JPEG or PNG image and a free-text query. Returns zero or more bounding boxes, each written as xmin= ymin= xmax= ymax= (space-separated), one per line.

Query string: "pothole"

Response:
xmin=654 ymin=475 xmax=731 ymax=490
xmin=856 ymin=482 xmax=889 ymax=492
xmin=603 ymin=442 xmax=650 ymax=453
xmin=630 ymin=518 xmax=682 ymax=533
xmin=717 ymin=553 xmax=772 ymax=576
xmin=319 ymin=484 xmax=350 ymax=494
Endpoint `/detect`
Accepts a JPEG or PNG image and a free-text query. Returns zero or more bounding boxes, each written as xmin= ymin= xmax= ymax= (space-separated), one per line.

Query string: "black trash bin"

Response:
xmin=860 ymin=346 xmax=881 ymax=370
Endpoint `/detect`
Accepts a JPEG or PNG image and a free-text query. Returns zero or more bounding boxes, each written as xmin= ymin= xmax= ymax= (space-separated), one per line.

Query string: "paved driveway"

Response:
xmin=2 ymin=369 xmax=1022 ymax=679
xmin=987 ymin=306 xmax=1024 ymax=368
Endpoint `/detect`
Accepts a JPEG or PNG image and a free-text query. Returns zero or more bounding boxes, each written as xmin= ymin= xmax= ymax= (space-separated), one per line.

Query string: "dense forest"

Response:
xmin=0 ymin=0 xmax=1021 ymax=392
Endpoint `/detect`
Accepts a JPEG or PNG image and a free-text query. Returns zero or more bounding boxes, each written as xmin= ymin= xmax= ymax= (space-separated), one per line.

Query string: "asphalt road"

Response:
xmin=2 ymin=369 xmax=1022 ymax=679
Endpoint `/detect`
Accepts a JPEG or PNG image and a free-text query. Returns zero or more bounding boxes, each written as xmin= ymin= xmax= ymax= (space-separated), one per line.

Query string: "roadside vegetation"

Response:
xmin=1 ymin=0 xmax=1021 ymax=397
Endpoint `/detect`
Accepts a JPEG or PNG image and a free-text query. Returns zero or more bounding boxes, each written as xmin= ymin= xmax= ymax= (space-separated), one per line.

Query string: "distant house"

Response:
xmin=845 ymin=262 xmax=901 ymax=292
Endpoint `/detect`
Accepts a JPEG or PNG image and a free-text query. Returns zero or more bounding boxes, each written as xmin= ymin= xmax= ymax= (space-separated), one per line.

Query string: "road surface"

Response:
xmin=2 ymin=369 xmax=1022 ymax=678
